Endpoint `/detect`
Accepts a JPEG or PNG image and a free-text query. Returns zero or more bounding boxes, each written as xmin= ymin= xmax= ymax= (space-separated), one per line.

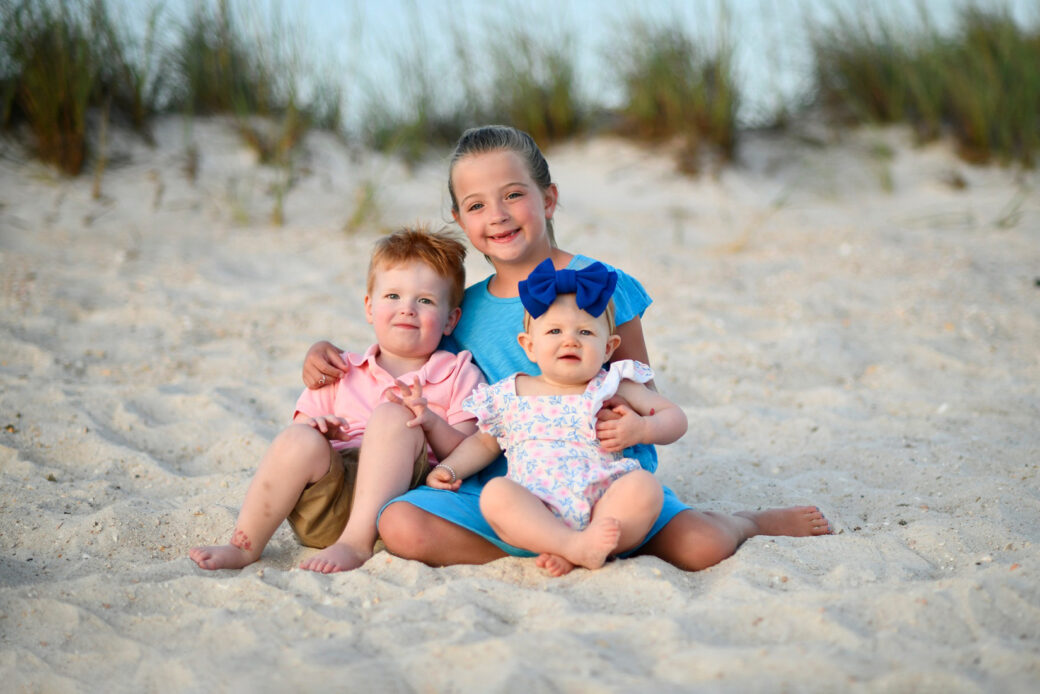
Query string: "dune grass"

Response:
xmin=2 ymin=0 xmax=1034 ymax=181
xmin=608 ymin=14 xmax=739 ymax=172
xmin=1 ymin=0 xmax=104 ymax=174
xmin=482 ymin=19 xmax=587 ymax=147
xmin=358 ymin=10 xmax=587 ymax=165
xmin=810 ymin=3 xmax=1040 ymax=166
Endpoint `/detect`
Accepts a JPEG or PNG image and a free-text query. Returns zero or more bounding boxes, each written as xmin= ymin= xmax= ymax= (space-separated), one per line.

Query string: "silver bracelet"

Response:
xmin=434 ymin=463 xmax=457 ymax=483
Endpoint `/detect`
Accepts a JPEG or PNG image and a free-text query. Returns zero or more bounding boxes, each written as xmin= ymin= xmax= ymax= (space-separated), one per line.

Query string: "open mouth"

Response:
xmin=488 ymin=229 xmax=520 ymax=243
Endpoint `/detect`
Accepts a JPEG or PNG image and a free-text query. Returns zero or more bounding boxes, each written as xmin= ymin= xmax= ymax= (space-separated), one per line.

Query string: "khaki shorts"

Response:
xmin=287 ymin=444 xmax=429 ymax=549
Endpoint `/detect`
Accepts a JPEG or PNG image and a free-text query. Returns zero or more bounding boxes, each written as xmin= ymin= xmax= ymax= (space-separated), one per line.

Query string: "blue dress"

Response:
xmin=381 ymin=254 xmax=691 ymax=556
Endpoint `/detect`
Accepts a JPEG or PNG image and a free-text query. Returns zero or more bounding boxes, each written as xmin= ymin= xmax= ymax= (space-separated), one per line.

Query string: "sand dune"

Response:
xmin=1 ymin=118 xmax=1037 ymax=692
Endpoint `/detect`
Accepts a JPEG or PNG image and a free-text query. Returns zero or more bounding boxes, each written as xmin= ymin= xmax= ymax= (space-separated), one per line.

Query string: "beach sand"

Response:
xmin=1 ymin=117 xmax=1038 ymax=692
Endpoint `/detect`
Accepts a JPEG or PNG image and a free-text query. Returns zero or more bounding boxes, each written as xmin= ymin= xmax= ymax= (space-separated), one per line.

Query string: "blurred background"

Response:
xmin=2 ymin=0 xmax=1037 ymax=177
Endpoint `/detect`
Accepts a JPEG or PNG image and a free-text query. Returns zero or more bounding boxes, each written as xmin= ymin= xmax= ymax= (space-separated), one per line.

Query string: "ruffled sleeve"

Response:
xmin=462 ymin=379 xmax=507 ymax=439
xmin=587 ymin=359 xmax=654 ymax=415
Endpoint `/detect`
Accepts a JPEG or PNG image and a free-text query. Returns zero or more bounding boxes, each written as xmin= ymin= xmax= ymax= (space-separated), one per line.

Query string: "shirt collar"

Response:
xmin=348 ymin=344 xmax=467 ymax=389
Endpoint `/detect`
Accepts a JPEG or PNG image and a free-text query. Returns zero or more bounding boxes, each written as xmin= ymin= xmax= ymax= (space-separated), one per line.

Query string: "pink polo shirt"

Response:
xmin=294 ymin=344 xmax=485 ymax=461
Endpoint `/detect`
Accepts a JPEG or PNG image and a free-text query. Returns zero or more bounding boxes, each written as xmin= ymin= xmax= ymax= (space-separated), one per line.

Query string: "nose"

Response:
xmin=489 ymin=199 xmax=509 ymax=224
xmin=399 ymin=301 xmax=417 ymax=315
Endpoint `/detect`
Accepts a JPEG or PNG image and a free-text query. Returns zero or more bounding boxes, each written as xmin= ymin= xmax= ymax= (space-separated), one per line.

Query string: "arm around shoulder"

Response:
xmin=596 ymin=380 xmax=687 ymax=452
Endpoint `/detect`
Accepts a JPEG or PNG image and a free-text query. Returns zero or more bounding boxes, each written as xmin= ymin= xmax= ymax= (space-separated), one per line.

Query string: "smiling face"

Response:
xmin=365 ymin=260 xmax=461 ymax=365
xmin=518 ymin=294 xmax=621 ymax=389
xmin=450 ymin=149 xmax=558 ymax=269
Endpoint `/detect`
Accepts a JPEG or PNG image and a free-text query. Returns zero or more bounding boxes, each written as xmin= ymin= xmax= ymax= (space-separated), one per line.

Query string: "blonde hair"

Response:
xmin=523 ymin=298 xmax=617 ymax=334
xmin=367 ymin=226 xmax=467 ymax=308
xmin=448 ymin=125 xmax=557 ymax=253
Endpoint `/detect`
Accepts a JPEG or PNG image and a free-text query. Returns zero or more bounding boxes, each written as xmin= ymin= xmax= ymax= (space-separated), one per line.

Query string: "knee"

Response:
xmin=368 ymin=402 xmax=422 ymax=435
xmin=651 ymin=511 xmax=740 ymax=572
xmin=272 ymin=423 xmax=330 ymax=457
xmin=631 ymin=470 xmax=663 ymax=503
xmin=616 ymin=469 xmax=663 ymax=515
xmin=478 ymin=478 xmax=509 ymax=517
xmin=369 ymin=401 xmax=413 ymax=424
xmin=377 ymin=502 xmax=431 ymax=560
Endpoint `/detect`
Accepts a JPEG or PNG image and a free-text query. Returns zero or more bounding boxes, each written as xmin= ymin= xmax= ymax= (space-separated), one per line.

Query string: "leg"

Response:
xmin=481 ymin=477 xmax=621 ymax=576
xmin=190 ymin=423 xmax=331 ymax=570
xmin=636 ymin=507 xmax=832 ymax=571
xmin=536 ymin=469 xmax=662 ymax=576
xmin=589 ymin=470 xmax=663 ymax=553
xmin=299 ymin=402 xmax=424 ymax=573
xmin=378 ymin=501 xmax=508 ymax=566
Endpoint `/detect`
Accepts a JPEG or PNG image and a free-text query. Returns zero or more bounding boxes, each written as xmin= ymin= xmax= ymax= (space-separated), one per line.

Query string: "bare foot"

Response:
xmin=735 ymin=506 xmax=833 ymax=537
xmin=535 ymin=553 xmax=576 ymax=577
xmin=299 ymin=542 xmax=372 ymax=574
xmin=189 ymin=544 xmax=256 ymax=571
xmin=561 ymin=516 xmax=622 ymax=570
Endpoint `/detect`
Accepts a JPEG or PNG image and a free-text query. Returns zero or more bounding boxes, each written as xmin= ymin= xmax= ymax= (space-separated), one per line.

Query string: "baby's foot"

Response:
xmin=564 ymin=516 xmax=621 ymax=570
xmin=299 ymin=542 xmax=372 ymax=574
xmin=189 ymin=544 xmax=256 ymax=571
xmin=535 ymin=553 xmax=576 ymax=577
xmin=736 ymin=506 xmax=833 ymax=537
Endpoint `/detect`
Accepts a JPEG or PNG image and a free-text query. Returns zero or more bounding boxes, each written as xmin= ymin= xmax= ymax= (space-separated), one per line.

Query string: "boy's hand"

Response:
xmin=595 ymin=402 xmax=648 ymax=452
xmin=303 ymin=341 xmax=348 ymax=390
xmin=304 ymin=415 xmax=354 ymax=441
xmin=386 ymin=377 xmax=435 ymax=430
xmin=426 ymin=464 xmax=461 ymax=491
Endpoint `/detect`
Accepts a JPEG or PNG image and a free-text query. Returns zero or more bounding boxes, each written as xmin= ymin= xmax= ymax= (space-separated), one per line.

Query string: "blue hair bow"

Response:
xmin=518 ymin=258 xmax=618 ymax=319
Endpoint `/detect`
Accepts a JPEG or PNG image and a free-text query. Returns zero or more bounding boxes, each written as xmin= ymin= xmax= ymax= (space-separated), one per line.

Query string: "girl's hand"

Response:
xmin=595 ymin=402 xmax=648 ymax=452
xmin=304 ymin=415 xmax=353 ymax=441
xmin=303 ymin=341 xmax=348 ymax=390
xmin=386 ymin=377 xmax=434 ymax=430
xmin=426 ymin=464 xmax=461 ymax=491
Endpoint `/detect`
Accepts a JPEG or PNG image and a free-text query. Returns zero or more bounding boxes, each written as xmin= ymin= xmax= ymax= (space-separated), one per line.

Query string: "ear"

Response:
xmin=363 ymin=295 xmax=374 ymax=324
xmin=517 ymin=331 xmax=537 ymax=363
xmin=443 ymin=307 xmax=462 ymax=335
xmin=451 ymin=207 xmax=461 ymax=226
xmin=542 ymin=182 xmax=558 ymax=220
xmin=603 ymin=334 xmax=621 ymax=362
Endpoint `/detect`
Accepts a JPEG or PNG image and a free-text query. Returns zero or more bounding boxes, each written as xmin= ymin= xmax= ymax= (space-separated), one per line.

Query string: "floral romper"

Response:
xmin=464 ymin=360 xmax=654 ymax=530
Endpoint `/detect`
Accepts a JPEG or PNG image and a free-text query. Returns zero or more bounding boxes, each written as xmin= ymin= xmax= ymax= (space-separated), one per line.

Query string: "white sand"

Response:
xmin=1 ymin=117 xmax=1038 ymax=692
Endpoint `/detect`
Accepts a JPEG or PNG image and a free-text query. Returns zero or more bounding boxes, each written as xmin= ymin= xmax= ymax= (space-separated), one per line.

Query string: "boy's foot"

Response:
xmin=563 ymin=516 xmax=621 ymax=571
xmin=189 ymin=544 xmax=256 ymax=571
xmin=535 ymin=553 xmax=576 ymax=577
xmin=735 ymin=506 xmax=833 ymax=537
xmin=299 ymin=542 xmax=372 ymax=574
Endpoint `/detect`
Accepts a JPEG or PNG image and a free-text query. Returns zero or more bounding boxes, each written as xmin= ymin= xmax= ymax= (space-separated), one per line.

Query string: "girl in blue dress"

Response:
xmin=303 ymin=125 xmax=832 ymax=572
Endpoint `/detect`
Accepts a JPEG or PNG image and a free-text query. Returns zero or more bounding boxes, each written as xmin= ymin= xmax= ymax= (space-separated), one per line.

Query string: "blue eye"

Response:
xmin=548 ymin=328 xmax=561 ymax=334
xmin=580 ymin=329 xmax=593 ymax=336
xmin=386 ymin=293 xmax=399 ymax=300
xmin=418 ymin=297 xmax=434 ymax=305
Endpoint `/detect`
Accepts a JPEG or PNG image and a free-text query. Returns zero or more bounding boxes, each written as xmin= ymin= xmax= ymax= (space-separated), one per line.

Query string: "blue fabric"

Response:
xmin=518 ymin=258 xmax=617 ymax=319
xmin=381 ymin=254 xmax=690 ymax=556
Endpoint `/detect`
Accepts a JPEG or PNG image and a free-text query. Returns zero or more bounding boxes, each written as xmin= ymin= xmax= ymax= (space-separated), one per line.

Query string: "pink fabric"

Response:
xmin=294 ymin=345 xmax=484 ymax=461
xmin=464 ymin=360 xmax=654 ymax=529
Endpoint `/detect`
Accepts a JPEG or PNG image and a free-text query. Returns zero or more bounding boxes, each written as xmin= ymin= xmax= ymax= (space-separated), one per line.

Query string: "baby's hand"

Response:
xmin=303 ymin=341 xmax=348 ymax=389
xmin=595 ymin=402 xmax=648 ymax=452
xmin=304 ymin=415 xmax=353 ymax=441
xmin=425 ymin=464 xmax=461 ymax=491
xmin=386 ymin=377 xmax=435 ymax=430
